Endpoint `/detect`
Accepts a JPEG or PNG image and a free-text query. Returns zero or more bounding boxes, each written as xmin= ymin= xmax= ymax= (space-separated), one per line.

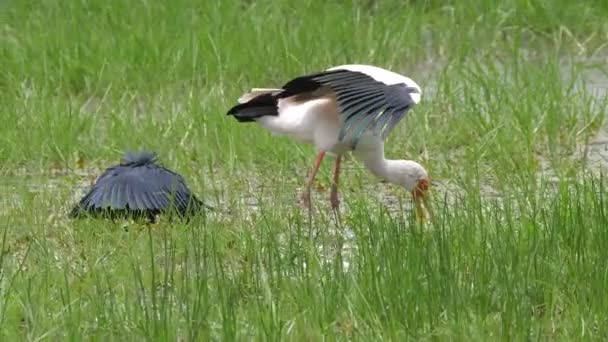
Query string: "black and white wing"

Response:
xmin=278 ymin=64 xmax=422 ymax=147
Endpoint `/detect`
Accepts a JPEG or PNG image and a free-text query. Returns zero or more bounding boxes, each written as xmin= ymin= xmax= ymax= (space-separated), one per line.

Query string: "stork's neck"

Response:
xmin=353 ymin=143 xmax=402 ymax=184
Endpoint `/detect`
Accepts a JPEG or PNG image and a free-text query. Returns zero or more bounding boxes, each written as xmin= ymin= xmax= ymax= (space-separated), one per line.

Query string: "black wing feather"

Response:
xmin=126 ymin=181 xmax=142 ymax=210
xmin=342 ymin=93 xmax=385 ymax=121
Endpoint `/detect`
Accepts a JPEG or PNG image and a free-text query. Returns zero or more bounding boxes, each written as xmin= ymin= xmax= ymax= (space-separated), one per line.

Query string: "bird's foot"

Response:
xmin=329 ymin=185 xmax=343 ymax=227
xmin=300 ymin=189 xmax=312 ymax=210
xmin=330 ymin=184 xmax=340 ymax=211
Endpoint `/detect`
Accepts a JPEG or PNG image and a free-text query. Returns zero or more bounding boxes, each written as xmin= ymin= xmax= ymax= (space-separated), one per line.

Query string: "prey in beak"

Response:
xmin=411 ymin=177 xmax=433 ymax=223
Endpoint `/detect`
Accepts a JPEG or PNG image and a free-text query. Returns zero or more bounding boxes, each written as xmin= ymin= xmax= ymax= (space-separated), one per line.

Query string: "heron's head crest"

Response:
xmin=122 ymin=151 xmax=159 ymax=167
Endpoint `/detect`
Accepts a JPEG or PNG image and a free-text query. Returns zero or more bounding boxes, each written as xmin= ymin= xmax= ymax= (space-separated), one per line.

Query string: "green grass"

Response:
xmin=1 ymin=0 xmax=608 ymax=340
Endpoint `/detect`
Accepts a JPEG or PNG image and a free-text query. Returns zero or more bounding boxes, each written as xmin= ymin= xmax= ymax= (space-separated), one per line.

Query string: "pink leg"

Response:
xmin=301 ymin=151 xmax=326 ymax=208
xmin=330 ymin=155 xmax=342 ymax=210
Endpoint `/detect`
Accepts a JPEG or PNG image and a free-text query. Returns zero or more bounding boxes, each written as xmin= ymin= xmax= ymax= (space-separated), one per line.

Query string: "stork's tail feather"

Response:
xmin=227 ymin=91 xmax=280 ymax=122
xmin=238 ymin=88 xmax=282 ymax=103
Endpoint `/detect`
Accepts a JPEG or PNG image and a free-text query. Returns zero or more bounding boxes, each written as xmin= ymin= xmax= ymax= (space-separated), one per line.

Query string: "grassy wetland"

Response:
xmin=2 ymin=0 xmax=608 ymax=340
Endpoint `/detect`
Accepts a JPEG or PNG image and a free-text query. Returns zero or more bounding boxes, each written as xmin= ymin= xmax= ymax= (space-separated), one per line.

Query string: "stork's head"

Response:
xmin=394 ymin=160 xmax=433 ymax=223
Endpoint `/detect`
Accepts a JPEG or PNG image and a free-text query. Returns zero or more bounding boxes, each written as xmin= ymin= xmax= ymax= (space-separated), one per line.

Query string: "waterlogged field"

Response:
xmin=2 ymin=0 xmax=608 ymax=340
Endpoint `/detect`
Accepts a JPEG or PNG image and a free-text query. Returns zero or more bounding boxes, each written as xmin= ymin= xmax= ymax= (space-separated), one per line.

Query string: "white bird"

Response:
xmin=227 ymin=64 xmax=432 ymax=220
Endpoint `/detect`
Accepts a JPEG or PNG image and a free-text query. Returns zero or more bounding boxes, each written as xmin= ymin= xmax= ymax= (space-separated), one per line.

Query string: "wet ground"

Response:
xmin=1 ymin=61 xmax=606 ymax=273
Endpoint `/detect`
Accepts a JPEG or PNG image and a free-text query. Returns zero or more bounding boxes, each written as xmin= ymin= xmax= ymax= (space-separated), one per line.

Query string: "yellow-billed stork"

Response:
xmin=227 ymin=64 xmax=432 ymax=220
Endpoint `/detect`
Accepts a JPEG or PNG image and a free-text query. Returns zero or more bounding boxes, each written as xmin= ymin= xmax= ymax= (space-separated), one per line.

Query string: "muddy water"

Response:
xmin=574 ymin=66 xmax=608 ymax=171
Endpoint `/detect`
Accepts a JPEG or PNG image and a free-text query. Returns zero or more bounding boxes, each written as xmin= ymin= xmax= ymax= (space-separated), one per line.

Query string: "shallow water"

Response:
xmin=575 ymin=66 xmax=608 ymax=171
xmin=0 ymin=173 xmax=93 ymax=220
xmin=2 ymin=60 xmax=606 ymax=276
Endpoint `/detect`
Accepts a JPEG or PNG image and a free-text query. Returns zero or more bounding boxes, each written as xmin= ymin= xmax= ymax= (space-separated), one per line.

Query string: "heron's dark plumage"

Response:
xmin=70 ymin=151 xmax=211 ymax=221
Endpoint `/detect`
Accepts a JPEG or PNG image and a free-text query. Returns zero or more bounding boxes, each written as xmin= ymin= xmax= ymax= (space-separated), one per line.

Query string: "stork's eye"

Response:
xmin=418 ymin=178 xmax=430 ymax=191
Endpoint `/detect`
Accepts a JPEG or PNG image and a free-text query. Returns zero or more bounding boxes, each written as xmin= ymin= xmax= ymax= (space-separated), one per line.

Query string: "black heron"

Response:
xmin=70 ymin=151 xmax=211 ymax=222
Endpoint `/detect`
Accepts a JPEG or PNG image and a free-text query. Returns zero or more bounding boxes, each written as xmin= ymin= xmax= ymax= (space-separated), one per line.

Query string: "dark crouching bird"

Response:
xmin=227 ymin=64 xmax=432 ymax=221
xmin=70 ymin=151 xmax=211 ymax=222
